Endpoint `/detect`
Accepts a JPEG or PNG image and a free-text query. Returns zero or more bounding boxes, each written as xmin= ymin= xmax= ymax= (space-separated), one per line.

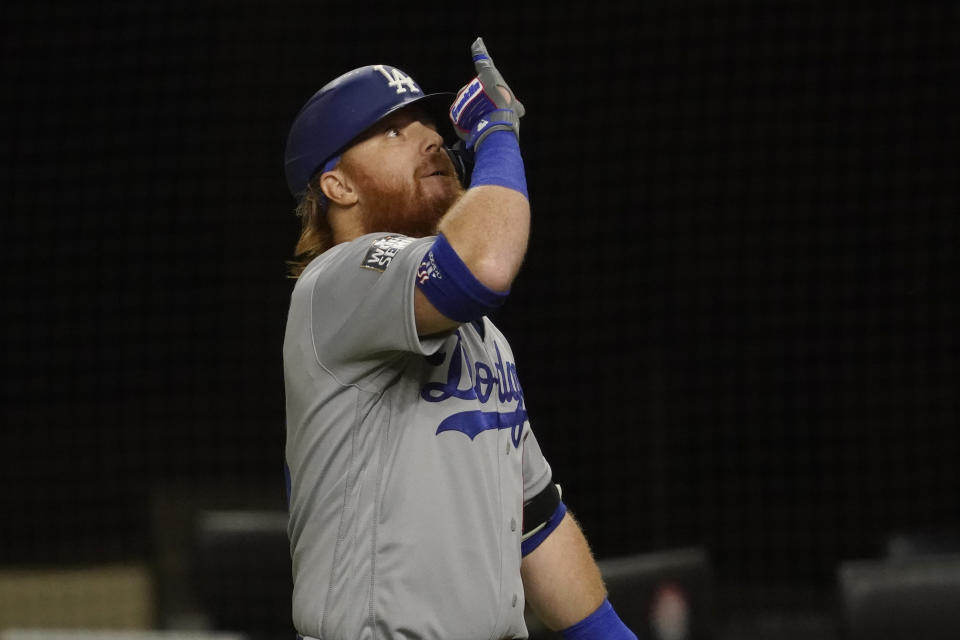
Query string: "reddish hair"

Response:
xmin=287 ymin=177 xmax=335 ymax=278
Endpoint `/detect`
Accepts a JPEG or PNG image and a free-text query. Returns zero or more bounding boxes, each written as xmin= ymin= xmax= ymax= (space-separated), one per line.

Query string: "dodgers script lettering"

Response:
xmin=421 ymin=331 xmax=527 ymax=447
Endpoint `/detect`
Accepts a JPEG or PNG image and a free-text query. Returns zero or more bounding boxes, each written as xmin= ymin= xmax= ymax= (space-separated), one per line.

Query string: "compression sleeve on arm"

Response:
xmin=468 ymin=128 xmax=528 ymax=198
xmin=416 ymin=233 xmax=509 ymax=323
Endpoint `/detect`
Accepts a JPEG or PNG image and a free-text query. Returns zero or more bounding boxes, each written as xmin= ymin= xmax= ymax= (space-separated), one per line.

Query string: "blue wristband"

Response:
xmin=561 ymin=599 xmax=637 ymax=640
xmin=469 ymin=129 xmax=528 ymax=198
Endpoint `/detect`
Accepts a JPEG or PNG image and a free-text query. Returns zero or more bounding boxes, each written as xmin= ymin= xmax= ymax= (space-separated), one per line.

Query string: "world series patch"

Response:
xmin=362 ymin=235 xmax=414 ymax=272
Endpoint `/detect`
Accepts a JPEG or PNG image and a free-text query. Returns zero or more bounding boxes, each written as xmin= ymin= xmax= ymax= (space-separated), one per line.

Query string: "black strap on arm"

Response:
xmin=522 ymin=481 xmax=561 ymax=536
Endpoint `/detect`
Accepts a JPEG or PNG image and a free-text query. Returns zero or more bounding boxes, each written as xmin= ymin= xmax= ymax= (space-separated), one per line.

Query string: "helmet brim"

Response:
xmin=347 ymin=91 xmax=458 ymax=151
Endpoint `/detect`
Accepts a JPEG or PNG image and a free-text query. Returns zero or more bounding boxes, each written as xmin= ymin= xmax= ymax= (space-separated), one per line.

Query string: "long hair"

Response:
xmin=287 ymin=177 xmax=334 ymax=278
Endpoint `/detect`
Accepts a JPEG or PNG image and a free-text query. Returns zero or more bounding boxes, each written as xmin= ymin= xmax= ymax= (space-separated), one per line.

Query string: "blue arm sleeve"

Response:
xmin=416 ymin=233 xmax=509 ymax=323
xmin=469 ymin=129 xmax=528 ymax=198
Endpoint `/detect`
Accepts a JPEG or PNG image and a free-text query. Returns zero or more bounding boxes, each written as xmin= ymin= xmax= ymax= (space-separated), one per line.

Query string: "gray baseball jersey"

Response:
xmin=283 ymin=232 xmax=554 ymax=640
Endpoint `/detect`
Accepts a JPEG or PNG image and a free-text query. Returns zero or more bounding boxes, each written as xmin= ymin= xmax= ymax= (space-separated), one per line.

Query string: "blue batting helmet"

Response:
xmin=284 ymin=64 xmax=455 ymax=199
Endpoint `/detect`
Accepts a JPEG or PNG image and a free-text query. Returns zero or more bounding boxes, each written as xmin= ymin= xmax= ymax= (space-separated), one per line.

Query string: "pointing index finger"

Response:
xmin=471 ymin=37 xmax=494 ymax=72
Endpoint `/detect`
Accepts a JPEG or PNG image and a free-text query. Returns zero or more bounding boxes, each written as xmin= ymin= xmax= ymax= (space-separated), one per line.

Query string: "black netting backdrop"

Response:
xmin=3 ymin=0 xmax=958 ymax=632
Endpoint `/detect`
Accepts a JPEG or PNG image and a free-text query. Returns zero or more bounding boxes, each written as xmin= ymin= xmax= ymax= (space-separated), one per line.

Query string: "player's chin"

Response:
xmin=421 ymin=173 xmax=461 ymax=193
xmin=421 ymin=175 xmax=463 ymax=206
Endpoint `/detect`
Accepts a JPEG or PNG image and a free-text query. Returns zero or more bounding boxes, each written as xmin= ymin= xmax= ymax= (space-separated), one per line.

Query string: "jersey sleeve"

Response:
xmin=522 ymin=428 xmax=554 ymax=500
xmin=302 ymin=233 xmax=446 ymax=380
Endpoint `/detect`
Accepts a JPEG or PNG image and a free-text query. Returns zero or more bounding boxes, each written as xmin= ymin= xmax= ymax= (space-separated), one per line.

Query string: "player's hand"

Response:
xmin=449 ymin=37 xmax=525 ymax=150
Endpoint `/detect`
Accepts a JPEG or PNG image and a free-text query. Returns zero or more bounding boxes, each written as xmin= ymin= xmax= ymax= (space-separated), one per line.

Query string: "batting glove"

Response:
xmin=449 ymin=37 xmax=526 ymax=151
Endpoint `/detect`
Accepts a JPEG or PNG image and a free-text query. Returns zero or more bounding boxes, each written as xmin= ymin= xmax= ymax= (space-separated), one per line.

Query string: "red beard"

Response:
xmin=342 ymin=153 xmax=464 ymax=239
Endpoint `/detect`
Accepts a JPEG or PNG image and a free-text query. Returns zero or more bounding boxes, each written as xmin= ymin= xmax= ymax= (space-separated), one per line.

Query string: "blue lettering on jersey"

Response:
xmin=436 ymin=406 xmax=527 ymax=448
xmin=421 ymin=331 xmax=526 ymax=447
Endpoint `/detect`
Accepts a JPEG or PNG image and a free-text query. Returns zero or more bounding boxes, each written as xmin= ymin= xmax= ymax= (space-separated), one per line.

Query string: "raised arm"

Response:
xmin=415 ymin=38 xmax=531 ymax=335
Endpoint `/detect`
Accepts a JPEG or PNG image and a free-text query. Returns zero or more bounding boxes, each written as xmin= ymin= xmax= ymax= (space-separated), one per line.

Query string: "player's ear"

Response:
xmin=320 ymin=168 xmax=358 ymax=207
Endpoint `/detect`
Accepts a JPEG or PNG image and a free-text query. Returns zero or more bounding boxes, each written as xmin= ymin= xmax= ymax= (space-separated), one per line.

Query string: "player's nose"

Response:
xmin=414 ymin=121 xmax=443 ymax=154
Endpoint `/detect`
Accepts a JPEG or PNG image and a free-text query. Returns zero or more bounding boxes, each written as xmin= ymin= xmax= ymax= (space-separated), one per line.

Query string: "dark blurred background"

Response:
xmin=2 ymin=1 xmax=958 ymax=638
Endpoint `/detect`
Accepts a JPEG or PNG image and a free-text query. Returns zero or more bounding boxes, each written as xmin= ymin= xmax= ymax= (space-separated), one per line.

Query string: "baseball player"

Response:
xmin=282 ymin=38 xmax=635 ymax=639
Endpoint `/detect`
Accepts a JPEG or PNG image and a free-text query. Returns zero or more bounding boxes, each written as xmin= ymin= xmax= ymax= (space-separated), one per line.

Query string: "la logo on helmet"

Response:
xmin=372 ymin=65 xmax=421 ymax=95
